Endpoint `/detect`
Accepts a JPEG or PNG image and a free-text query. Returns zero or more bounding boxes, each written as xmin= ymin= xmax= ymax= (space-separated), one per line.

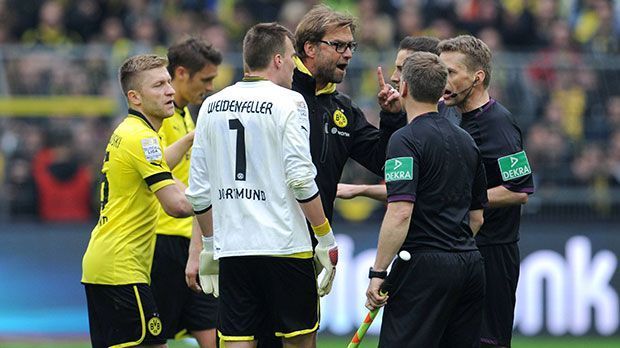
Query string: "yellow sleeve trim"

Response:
xmin=312 ymin=219 xmax=331 ymax=237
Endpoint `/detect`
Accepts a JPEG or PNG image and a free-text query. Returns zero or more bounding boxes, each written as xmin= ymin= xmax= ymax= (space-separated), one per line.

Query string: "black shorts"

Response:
xmin=478 ymin=243 xmax=520 ymax=347
xmin=84 ymin=283 xmax=166 ymax=348
xmin=379 ymin=250 xmax=485 ymax=348
xmin=150 ymin=234 xmax=218 ymax=338
xmin=218 ymin=256 xmax=318 ymax=341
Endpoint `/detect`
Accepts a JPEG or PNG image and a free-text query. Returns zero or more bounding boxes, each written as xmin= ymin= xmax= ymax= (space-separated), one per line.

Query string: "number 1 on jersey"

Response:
xmin=229 ymin=119 xmax=246 ymax=181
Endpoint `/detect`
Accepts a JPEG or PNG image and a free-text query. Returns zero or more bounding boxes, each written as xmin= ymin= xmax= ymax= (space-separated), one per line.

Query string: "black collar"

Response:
xmin=128 ymin=109 xmax=156 ymax=131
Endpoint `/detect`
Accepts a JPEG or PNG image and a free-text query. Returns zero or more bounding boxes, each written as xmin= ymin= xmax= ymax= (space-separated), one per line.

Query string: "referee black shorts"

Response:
xmin=478 ymin=242 xmax=520 ymax=347
xmin=150 ymin=234 xmax=218 ymax=339
xmin=218 ymin=255 xmax=318 ymax=342
xmin=84 ymin=283 xmax=166 ymax=348
xmin=379 ymin=250 xmax=485 ymax=348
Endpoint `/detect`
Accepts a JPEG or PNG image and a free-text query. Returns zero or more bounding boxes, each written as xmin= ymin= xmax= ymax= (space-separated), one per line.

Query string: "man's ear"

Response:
xmin=400 ymin=81 xmax=408 ymax=98
xmin=175 ymin=66 xmax=189 ymax=81
xmin=474 ymin=70 xmax=485 ymax=86
xmin=274 ymin=53 xmax=283 ymax=69
xmin=127 ymin=90 xmax=141 ymax=106
xmin=303 ymin=41 xmax=317 ymax=59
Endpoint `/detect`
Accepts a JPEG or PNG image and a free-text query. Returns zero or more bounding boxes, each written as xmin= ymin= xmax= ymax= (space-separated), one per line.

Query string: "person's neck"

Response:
xmin=299 ymin=57 xmax=328 ymax=92
xmin=172 ymin=83 xmax=188 ymax=109
xmin=457 ymin=89 xmax=490 ymax=113
xmin=405 ymin=101 xmax=438 ymax=123
xmin=132 ymin=107 xmax=162 ymax=131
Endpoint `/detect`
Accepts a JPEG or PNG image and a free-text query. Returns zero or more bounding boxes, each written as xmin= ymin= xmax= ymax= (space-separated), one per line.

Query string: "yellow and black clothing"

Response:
xmin=82 ymin=109 xmax=175 ymax=347
xmin=82 ymin=109 xmax=175 ymax=285
xmin=151 ymin=104 xmax=217 ymax=338
xmin=155 ymin=104 xmax=194 ymax=238
xmin=291 ymin=57 xmax=404 ymax=221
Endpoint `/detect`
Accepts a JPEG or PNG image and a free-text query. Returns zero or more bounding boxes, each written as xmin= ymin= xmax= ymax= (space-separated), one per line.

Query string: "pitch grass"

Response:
xmin=1 ymin=336 xmax=619 ymax=347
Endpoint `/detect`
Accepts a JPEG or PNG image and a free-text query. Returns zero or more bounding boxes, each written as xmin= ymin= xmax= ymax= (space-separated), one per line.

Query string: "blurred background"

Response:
xmin=0 ymin=0 xmax=619 ymax=346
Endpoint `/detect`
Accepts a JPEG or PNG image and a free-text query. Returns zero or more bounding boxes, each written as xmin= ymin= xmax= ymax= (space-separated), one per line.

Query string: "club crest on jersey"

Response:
xmin=333 ymin=109 xmax=348 ymax=128
xmin=148 ymin=317 xmax=162 ymax=336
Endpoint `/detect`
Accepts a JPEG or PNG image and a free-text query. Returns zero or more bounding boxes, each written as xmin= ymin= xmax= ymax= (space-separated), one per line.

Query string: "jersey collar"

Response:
xmin=293 ymin=56 xmax=337 ymax=96
xmin=128 ymin=108 xmax=156 ymax=132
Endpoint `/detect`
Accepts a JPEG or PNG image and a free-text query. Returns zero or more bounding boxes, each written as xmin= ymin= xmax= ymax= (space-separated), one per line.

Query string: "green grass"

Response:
xmin=1 ymin=336 xmax=619 ymax=348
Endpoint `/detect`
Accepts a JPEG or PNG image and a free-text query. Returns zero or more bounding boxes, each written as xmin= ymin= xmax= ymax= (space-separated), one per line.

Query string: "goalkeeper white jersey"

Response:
xmin=186 ymin=78 xmax=318 ymax=258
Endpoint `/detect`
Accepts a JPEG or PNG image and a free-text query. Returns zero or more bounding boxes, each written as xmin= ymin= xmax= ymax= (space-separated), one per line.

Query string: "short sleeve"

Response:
xmin=127 ymin=131 xmax=174 ymax=192
xmin=385 ymin=130 xmax=419 ymax=203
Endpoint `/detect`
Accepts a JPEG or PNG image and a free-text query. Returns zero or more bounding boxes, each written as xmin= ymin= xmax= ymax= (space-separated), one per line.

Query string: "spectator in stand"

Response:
xmin=607 ymin=130 xmax=620 ymax=186
xmin=32 ymin=126 xmax=93 ymax=222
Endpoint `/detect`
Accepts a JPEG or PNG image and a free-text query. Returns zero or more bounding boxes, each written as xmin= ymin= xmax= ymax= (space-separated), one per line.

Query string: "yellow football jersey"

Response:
xmin=82 ymin=110 xmax=176 ymax=285
xmin=155 ymin=105 xmax=194 ymax=238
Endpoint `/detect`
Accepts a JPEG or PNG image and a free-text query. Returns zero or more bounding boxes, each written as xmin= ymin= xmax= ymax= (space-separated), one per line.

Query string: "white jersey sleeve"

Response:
xmin=282 ymin=96 xmax=318 ymax=201
xmin=185 ymin=113 xmax=211 ymax=213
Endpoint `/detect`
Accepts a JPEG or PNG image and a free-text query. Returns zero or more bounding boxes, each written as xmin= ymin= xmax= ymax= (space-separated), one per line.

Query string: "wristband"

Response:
xmin=311 ymin=218 xmax=331 ymax=237
xmin=368 ymin=267 xmax=387 ymax=279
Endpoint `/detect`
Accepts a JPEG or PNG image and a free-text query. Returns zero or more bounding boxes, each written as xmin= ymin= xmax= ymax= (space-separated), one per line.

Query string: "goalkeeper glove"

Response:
xmin=313 ymin=219 xmax=338 ymax=297
xmin=199 ymin=236 xmax=219 ymax=298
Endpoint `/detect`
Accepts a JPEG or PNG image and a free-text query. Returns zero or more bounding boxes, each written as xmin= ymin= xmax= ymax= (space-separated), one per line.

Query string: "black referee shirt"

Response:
xmin=385 ymin=112 xmax=488 ymax=252
xmin=441 ymin=99 xmax=535 ymax=246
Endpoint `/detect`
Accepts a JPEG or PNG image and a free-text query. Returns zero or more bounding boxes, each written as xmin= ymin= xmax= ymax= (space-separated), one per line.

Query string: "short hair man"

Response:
xmin=438 ymin=35 xmax=534 ymax=348
xmin=82 ymin=54 xmax=194 ymax=348
xmin=337 ymin=35 xmax=441 ymax=200
xmin=366 ymin=52 xmax=488 ymax=347
xmin=149 ymin=38 xmax=222 ymax=348
xmin=186 ymin=23 xmax=338 ymax=348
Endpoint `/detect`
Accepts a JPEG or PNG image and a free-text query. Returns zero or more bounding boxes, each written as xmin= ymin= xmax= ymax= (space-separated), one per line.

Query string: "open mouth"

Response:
xmin=443 ymin=89 xmax=454 ymax=99
xmin=336 ymin=63 xmax=348 ymax=71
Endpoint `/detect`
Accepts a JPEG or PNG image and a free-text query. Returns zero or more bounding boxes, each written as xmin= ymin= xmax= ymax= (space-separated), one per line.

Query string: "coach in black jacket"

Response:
xmin=292 ymin=4 xmax=403 ymax=221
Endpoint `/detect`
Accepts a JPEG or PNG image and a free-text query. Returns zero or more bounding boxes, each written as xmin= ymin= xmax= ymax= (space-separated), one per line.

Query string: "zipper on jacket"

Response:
xmin=320 ymin=111 xmax=329 ymax=163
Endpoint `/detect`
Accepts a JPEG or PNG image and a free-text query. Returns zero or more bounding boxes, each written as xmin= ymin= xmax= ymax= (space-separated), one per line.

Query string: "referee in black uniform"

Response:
xmin=366 ymin=52 xmax=488 ymax=347
xmin=438 ymin=35 xmax=535 ymax=347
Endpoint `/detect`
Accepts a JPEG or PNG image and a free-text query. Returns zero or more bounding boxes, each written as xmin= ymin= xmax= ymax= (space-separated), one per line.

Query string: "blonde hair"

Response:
xmin=438 ymin=35 xmax=492 ymax=88
xmin=119 ymin=54 xmax=168 ymax=95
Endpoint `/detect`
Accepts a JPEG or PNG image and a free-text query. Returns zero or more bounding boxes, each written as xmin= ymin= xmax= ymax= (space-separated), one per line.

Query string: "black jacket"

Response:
xmin=292 ymin=64 xmax=404 ymax=220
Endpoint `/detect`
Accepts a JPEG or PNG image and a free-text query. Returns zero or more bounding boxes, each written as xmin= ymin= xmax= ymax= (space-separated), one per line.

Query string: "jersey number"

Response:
xmin=229 ymin=119 xmax=246 ymax=181
xmin=100 ymin=151 xmax=110 ymax=211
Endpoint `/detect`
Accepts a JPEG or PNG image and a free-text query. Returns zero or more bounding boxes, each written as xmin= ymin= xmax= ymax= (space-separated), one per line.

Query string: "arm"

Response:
xmin=154 ymin=183 xmax=193 ymax=218
xmin=337 ymin=183 xmax=387 ymax=201
xmin=164 ymin=130 xmax=195 ymax=170
xmin=469 ymin=209 xmax=484 ymax=236
xmin=487 ymin=185 xmax=528 ymax=208
xmin=366 ymin=201 xmax=413 ymax=310
xmin=185 ymin=217 xmax=205 ymax=292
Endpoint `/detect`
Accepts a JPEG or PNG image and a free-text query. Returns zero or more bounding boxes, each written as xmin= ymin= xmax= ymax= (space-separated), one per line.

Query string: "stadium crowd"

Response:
xmin=2 ymin=0 xmax=620 ymax=222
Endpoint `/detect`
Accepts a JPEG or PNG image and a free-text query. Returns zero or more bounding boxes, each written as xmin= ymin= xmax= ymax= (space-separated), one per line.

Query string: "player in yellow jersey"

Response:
xmin=150 ymin=38 xmax=222 ymax=348
xmin=82 ymin=54 xmax=194 ymax=348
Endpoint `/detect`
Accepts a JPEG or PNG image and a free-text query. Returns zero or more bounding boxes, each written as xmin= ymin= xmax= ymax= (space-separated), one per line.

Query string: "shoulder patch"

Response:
xmin=333 ymin=109 xmax=348 ymax=128
xmin=141 ymin=137 xmax=163 ymax=162
xmin=498 ymin=150 xmax=531 ymax=181
xmin=385 ymin=157 xmax=414 ymax=182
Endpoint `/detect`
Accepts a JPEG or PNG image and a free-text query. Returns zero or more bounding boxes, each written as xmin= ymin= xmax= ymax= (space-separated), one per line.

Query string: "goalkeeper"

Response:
xmin=185 ymin=22 xmax=338 ymax=347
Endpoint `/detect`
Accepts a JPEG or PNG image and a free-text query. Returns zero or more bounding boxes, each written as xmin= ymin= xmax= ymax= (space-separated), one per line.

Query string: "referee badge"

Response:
xmin=333 ymin=109 xmax=348 ymax=128
xmin=498 ymin=151 xmax=531 ymax=181
xmin=384 ymin=157 xmax=414 ymax=182
xmin=148 ymin=317 xmax=163 ymax=336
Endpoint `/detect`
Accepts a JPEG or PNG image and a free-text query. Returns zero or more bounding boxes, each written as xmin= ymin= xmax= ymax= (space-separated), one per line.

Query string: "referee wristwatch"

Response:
xmin=368 ymin=267 xmax=387 ymax=279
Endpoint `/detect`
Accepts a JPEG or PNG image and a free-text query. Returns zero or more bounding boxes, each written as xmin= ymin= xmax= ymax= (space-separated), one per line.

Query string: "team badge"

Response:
xmin=333 ymin=109 xmax=348 ymax=128
xmin=148 ymin=317 xmax=162 ymax=336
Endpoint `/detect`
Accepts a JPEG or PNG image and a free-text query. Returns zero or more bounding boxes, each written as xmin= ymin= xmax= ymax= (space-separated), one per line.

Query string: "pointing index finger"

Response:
xmin=377 ymin=66 xmax=387 ymax=90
